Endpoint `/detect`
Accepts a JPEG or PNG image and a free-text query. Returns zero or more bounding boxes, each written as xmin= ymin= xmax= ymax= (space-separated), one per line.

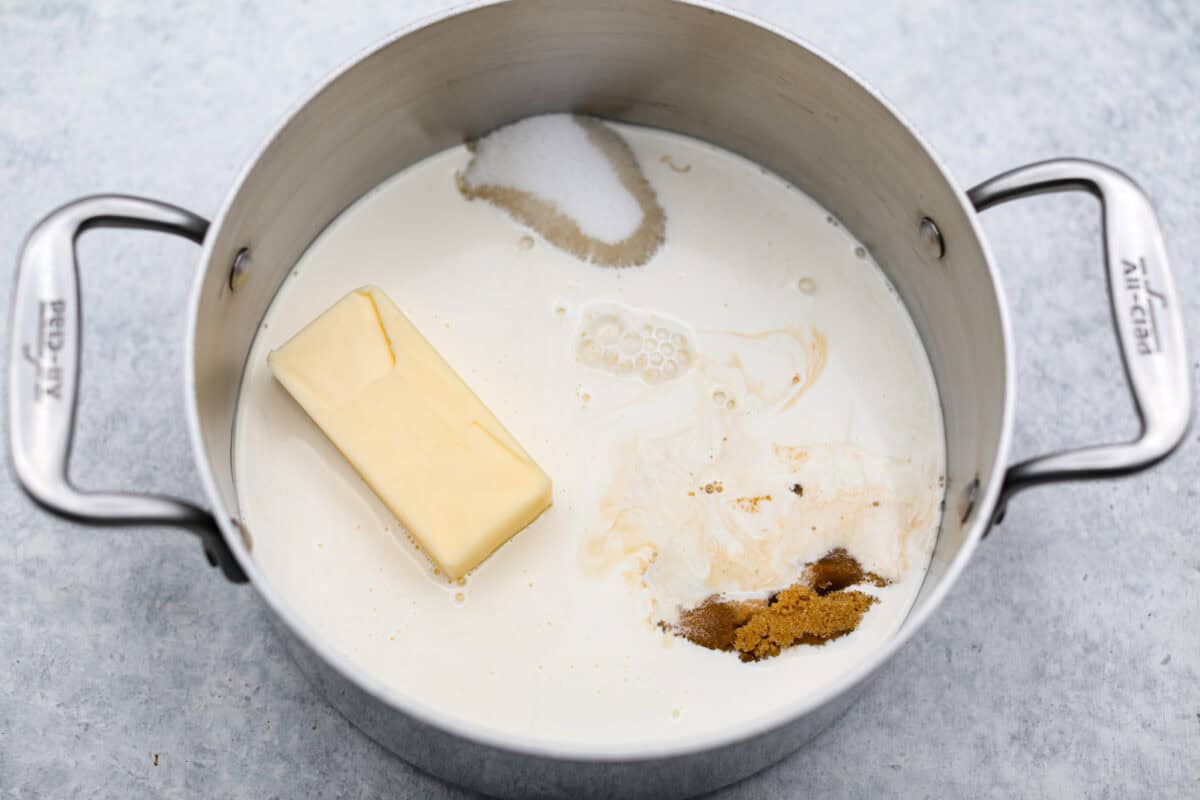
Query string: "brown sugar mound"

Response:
xmin=805 ymin=548 xmax=887 ymax=595
xmin=676 ymin=597 xmax=767 ymax=651
xmin=731 ymin=585 xmax=876 ymax=661
xmin=672 ymin=549 xmax=886 ymax=662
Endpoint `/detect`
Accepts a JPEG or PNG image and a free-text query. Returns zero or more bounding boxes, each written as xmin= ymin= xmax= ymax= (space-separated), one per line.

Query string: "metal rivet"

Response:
xmin=229 ymin=247 xmax=251 ymax=291
xmin=919 ymin=217 xmax=945 ymax=260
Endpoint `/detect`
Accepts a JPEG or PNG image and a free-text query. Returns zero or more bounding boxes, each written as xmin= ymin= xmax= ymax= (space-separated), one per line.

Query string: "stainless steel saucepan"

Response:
xmin=8 ymin=1 xmax=1190 ymax=797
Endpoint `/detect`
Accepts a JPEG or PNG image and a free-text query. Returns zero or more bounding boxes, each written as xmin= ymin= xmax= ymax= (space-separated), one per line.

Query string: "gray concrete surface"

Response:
xmin=2 ymin=0 xmax=1198 ymax=797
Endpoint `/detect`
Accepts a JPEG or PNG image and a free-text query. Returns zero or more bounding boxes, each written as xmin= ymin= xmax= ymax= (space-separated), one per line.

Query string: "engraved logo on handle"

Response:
xmin=22 ymin=299 xmax=67 ymax=402
xmin=1122 ymin=258 xmax=1165 ymax=356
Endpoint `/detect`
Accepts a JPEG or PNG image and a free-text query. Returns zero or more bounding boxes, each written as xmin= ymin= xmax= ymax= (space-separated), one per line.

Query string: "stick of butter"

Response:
xmin=268 ymin=286 xmax=552 ymax=579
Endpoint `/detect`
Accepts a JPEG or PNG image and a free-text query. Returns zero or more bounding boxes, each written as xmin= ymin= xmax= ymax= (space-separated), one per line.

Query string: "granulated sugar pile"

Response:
xmin=456 ymin=114 xmax=666 ymax=267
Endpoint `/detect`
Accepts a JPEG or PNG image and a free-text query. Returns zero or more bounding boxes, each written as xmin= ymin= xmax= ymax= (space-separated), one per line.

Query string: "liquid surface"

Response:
xmin=233 ymin=120 xmax=945 ymax=748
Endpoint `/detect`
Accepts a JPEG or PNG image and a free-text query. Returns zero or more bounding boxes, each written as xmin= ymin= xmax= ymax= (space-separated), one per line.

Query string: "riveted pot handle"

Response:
xmin=7 ymin=195 xmax=246 ymax=582
xmin=969 ymin=159 xmax=1191 ymax=518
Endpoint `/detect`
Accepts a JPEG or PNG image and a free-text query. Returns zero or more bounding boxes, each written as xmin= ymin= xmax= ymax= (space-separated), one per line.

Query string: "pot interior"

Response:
xmin=191 ymin=0 xmax=1006 ymax=658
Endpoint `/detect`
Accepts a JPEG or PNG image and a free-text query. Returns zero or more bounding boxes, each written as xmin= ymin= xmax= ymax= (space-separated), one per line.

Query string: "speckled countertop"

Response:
xmin=2 ymin=1 xmax=1198 ymax=797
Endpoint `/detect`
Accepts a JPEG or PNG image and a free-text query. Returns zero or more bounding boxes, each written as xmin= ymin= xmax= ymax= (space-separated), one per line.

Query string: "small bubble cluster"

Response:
xmin=576 ymin=303 xmax=694 ymax=384
xmin=711 ymin=389 xmax=736 ymax=410
xmin=576 ymin=383 xmax=593 ymax=407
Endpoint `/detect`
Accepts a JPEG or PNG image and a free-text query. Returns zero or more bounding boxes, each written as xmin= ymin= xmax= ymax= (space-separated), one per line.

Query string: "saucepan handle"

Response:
xmin=7 ymin=194 xmax=246 ymax=582
xmin=969 ymin=159 xmax=1191 ymax=520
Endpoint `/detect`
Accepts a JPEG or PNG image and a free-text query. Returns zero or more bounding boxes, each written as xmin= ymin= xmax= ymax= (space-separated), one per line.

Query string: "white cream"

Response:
xmin=233 ymin=121 xmax=945 ymax=749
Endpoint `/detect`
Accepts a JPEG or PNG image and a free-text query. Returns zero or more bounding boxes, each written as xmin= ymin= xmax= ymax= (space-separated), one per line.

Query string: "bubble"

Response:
xmin=576 ymin=301 xmax=696 ymax=386
xmin=797 ymin=277 xmax=817 ymax=294
xmin=580 ymin=341 xmax=601 ymax=364
xmin=854 ymin=245 xmax=866 ymax=259
xmin=598 ymin=320 xmax=620 ymax=343
xmin=712 ymin=390 xmax=727 ymax=406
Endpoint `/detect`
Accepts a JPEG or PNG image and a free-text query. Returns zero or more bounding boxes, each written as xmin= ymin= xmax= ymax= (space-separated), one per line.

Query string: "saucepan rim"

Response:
xmin=183 ymin=0 xmax=1016 ymax=763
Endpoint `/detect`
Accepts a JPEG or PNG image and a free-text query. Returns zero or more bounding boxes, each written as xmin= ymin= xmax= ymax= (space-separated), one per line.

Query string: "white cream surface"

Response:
xmin=233 ymin=122 xmax=945 ymax=748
